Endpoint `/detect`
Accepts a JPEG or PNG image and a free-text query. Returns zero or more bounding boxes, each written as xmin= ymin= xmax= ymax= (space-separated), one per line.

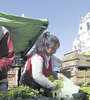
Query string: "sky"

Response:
xmin=0 ymin=0 xmax=90 ymax=59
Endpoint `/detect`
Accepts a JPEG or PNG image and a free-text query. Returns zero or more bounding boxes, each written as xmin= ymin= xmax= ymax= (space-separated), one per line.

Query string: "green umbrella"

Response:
xmin=0 ymin=12 xmax=48 ymax=57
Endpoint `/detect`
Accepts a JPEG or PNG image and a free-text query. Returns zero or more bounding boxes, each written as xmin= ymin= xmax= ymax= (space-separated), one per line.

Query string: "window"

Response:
xmin=86 ymin=22 xmax=90 ymax=30
xmin=80 ymin=26 xmax=82 ymax=30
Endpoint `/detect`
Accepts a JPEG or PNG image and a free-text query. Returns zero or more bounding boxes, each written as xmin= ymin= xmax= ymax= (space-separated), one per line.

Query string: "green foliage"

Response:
xmin=48 ymin=75 xmax=63 ymax=89
xmin=0 ymin=75 xmax=64 ymax=100
xmin=0 ymin=85 xmax=57 ymax=100
xmin=83 ymin=51 xmax=90 ymax=56
xmin=80 ymin=51 xmax=90 ymax=62
xmin=80 ymin=86 xmax=90 ymax=100
xmin=8 ymin=74 xmax=15 ymax=78
xmin=0 ymin=86 xmax=39 ymax=100
xmin=0 ymin=78 xmax=89 ymax=100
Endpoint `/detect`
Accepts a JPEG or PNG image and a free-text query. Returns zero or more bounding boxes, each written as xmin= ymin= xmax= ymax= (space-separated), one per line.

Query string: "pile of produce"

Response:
xmin=0 ymin=75 xmax=89 ymax=100
xmin=0 ymin=76 xmax=63 ymax=100
xmin=0 ymin=86 xmax=39 ymax=100
xmin=0 ymin=86 xmax=55 ymax=100
xmin=80 ymin=85 xmax=90 ymax=100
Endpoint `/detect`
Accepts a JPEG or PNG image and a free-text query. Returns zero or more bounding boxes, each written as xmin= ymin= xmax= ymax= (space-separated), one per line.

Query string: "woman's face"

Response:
xmin=45 ymin=44 xmax=59 ymax=56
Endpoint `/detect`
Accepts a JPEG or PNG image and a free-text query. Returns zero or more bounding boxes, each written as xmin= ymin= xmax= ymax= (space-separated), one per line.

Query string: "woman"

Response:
xmin=19 ymin=32 xmax=63 ymax=90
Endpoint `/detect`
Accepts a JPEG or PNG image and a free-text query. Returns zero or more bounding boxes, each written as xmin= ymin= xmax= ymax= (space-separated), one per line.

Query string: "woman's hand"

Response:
xmin=58 ymin=73 xmax=63 ymax=80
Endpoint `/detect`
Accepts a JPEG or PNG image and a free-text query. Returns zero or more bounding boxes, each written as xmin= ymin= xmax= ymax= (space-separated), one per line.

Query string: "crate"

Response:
xmin=72 ymin=71 xmax=90 ymax=85
xmin=62 ymin=51 xmax=90 ymax=85
xmin=7 ymin=53 xmax=25 ymax=89
xmin=7 ymin=67 xmax=19 ymax=88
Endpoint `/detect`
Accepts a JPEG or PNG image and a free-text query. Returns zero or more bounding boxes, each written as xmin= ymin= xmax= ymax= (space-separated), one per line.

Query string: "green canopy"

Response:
xmin=0 ymin=12 xmax=48 ymax=57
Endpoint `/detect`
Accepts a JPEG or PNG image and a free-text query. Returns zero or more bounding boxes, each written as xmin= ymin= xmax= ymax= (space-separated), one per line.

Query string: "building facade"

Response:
xmin=72 ymin=12 xmax=90 ymax=53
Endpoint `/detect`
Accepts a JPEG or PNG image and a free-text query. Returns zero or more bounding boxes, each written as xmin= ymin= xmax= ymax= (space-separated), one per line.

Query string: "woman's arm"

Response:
xmin=31 ymin=54 xmax=56 ymax=90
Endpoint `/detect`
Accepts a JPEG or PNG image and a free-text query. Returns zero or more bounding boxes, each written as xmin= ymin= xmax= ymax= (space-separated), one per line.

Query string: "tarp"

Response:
xmin=0 ymin=12 xmax=48 ymax=57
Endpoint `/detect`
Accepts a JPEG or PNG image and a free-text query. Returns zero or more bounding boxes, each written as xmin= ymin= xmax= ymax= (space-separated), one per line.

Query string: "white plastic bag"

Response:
xmin=59 ymin=76 xmax=80 ymax=100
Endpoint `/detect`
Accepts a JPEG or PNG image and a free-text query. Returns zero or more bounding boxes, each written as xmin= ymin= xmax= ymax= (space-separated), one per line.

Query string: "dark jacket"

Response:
xmin=0 ymin=32 xmax=15 ymax=80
